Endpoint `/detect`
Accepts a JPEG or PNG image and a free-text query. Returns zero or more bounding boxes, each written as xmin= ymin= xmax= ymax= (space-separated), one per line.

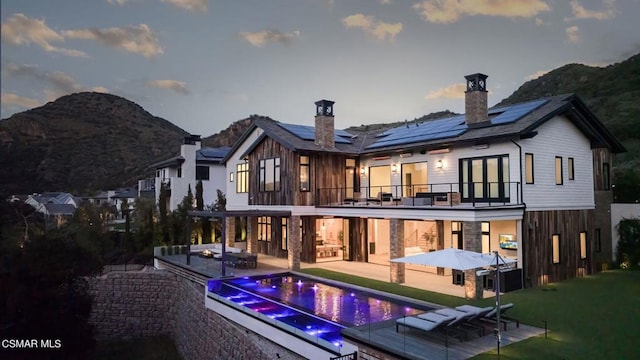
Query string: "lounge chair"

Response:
xmin=435 ymin=308 xmax=486 ymax=338
xmin=478 ymin=303 xmax=519 ymax=331
xmin=396 ymin=312 xmax=464 ymax=344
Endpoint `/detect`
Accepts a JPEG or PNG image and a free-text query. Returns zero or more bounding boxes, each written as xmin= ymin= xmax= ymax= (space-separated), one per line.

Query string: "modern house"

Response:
xmin=25 ymin=192 xmax=81 ymax=228
xmin=150 ymin=135 xmax=230 ymax=211
xmin=221 ymin=73 xmax=624 ymax=298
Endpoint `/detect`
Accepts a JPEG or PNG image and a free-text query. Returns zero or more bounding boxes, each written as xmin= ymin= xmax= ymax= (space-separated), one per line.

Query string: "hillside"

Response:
xmin=496 ymin=52 xmax=640 ymax=168
xmin=0 ymin=92 xmax=188 ymax=195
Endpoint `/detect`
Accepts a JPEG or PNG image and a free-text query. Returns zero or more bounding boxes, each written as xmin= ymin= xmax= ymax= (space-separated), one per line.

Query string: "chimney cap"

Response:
xmin=464 ymin=73 xmax=488 ymax=92
xmin=184 ymin=134 xmax=201 ymax=145
xmin=315 ymin=99 xmax=335 ymax=117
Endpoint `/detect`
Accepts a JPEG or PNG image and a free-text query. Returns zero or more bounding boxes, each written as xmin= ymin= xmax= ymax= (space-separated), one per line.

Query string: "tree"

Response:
xmin=171 ymin=185 xmax=194 ymax=245
xmin=195 ymin=180 xmax=211 ymax=244
xmin=212 ymin=189 xmax=226 ymax=242
xmin=0 ymin=198 xmax=103 ymax=360
xmin=158 ymin=184 xmax=170 ymax=244
xmin=616 ymin=218 xmax=640 ymax=269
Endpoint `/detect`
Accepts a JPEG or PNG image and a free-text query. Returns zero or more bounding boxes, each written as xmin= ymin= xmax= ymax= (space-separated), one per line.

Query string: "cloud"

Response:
xmin=425 ymin=83 xmax=467 ymax=100
xmin=412 ymin=0 xmax=550 ymax=24
xmin=566 ymin=26 xmax=581 ymax=43
xmin=2 ymin=63 xmax=110 ymax=102
xmin=161 ymin=0 xmax=208 ymax=12
xmin=91 ymin=86 xmax=110 ymax=93
xmin=107 ymin=0 xmax=130 ymax=5
xmin=525 ymin=70 xmax=549 ymax=80
xmin=380 ymin=0 xmax=392 ymax=4
xmin=565 ymin=0 xmax=616 ymax=21
xmin=1 ymin=92 xmax=41 ymax=109
xmin=1 ymin=13 xmax=88 ymax=57
xmin=62 ymin=24 xmax=163 ymax=58
xmin=239 ymin=29 xmax=301 ymax=47
xmin=146 ymin=79 xmax=190 ymax=94
xmin=342 ymin=14 xmax=402 ymax=41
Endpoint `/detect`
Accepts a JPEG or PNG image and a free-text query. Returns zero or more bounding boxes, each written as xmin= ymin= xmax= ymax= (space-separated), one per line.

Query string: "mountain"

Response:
xmin=0 ymin=92 xmax=189 ymax=195
xmin=1 ymin=53 xmax=638 ymax=196
xmin=496 ymin=52 xmax=640 ymax=168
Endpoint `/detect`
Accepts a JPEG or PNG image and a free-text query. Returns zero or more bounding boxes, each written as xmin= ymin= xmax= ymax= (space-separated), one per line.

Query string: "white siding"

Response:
xmin=520 ymin=115 xmax=594 ymax=210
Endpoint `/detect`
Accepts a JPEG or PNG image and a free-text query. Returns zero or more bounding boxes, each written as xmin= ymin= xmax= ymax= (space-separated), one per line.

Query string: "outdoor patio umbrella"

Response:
xmin=389 ymin=247 xmax=515 ymax=271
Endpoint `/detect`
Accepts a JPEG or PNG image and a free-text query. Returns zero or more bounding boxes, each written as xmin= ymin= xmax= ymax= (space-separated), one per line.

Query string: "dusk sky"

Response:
xmin=2 ymin=0 xmax=639 ymax=137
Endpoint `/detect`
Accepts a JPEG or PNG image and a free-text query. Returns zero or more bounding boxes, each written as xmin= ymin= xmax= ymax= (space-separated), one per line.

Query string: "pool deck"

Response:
xmin=157 ymin=254 xmax=544 ymax=359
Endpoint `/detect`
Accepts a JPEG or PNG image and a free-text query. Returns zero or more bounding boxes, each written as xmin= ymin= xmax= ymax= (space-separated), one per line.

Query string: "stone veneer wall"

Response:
xmin=89 ymin=268 xmax=304 ymax=360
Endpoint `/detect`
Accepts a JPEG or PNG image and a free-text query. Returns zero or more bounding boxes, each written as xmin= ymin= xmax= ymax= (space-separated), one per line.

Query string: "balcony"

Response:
xmin=316 ymin=182 xmax=522 ymax=208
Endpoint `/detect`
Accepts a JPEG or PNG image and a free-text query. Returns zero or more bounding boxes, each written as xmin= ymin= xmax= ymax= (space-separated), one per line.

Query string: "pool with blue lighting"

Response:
xmin=206 ymin=272 xmax=435 ymax=350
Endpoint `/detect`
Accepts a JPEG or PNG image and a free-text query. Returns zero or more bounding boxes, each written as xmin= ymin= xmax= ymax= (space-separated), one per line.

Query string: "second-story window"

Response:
xmin=259 ymin=158 xmax=281 ymax=192
xmin=525 ymin=153 xmax=534 ymax=184
xmin=177 ymin=166 xmax=182 ymax=178
xmin=236 ymin=162 xmax=249 ymax=193
xmin=603 ymin=163 xmax=610 ymax=190
xmin=196 ymin=165 xmax=209 ymax=181
xmin=300 ymin=156 xmax=310 ymax=192
xmin=555 ymin=157 xmax=563 ymax=185
xmin=568 ymin=157 xmax=575 ymax=180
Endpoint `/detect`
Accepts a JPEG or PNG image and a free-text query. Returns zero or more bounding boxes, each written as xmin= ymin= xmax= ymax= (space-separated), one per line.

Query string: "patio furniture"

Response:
xmin=225 ymin=252 xmax=258 ymax=269
xmin=397 ymin=312 xmax=465 ymax=343
xmin=479 ymin=303 xmax=519 ymax=331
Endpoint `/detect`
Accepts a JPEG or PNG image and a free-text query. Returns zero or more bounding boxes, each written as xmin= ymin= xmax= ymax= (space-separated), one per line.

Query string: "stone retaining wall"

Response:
xmin=89 ymin=268 xmax=303 ymax=360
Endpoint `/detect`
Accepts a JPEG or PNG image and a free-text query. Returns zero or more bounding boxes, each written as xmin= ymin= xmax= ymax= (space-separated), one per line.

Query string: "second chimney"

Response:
xmin=464 ymin=73 xmax=489 ymax=125
xmin=315 ymin=99 xmax=335 ymax=149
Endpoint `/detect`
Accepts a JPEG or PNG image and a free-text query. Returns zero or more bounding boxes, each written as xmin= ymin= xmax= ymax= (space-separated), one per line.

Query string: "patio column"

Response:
xmin=390 ymin=218 xmax=405 ymax=283
xmin=463 ymin=221 xmax=484 ymax=299
xmin=247 ymin=216 xmax=258 ymax=254
xmin=288 ymin=215 xmax=301 ymax=270
xmin=225 ymin=216 xmax=235 ymax=248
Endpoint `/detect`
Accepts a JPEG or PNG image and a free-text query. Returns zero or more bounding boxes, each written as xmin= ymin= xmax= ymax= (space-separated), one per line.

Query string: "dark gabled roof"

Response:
xmin=149 ymin=155 xmax=184 ymax=169
xmin=222 ymin=94 xmax=625 ymax=161
xmin=112 ymin=188 xmax=137 ymax=198
xmin=362 ymin=94 xmax=625 ymax=154
xmin=44 ymin=203 xmax=76 ymax=216
xmin=196 ymin=147 xmax=231 ymax=164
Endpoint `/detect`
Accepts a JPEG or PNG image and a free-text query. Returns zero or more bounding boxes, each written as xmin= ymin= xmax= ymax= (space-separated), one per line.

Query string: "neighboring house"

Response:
xmin=150 ymin=135 xmax=230 ymax=211
xmin=85 ymin=191 xmax=114 ymax=206
xmin=610 ymin=203 xmax=640 ymax=262
xmin=222 ymin=73 xmax=624 ymax=298
xmin=111 ymin=187 xmax=137 ymax=217
xmin=25 ymin=192 xmax=80 ymax=228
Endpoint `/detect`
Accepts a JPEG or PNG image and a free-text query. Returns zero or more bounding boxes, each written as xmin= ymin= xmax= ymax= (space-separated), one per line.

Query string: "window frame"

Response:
xmin=259 ymin=158 xmax=281 ymax=192
xmin=459 ymin=154 xmax=510 ymax=202
xmin=595 ymin=228 xmax=601 ymax=252
xmin=451 ymin=221 xmax=463 ymax=249
xmin=525 ymin=153 xmax=534 ymax=184
xmin=196 ymin=165 xmax=210 ymax=181
xmin=603 ymin=163 xmax=610 ymax=190
xmin=579 ymin=231 xmax=587 ymax=259
xmin=258 ymin=216 xmax=271 ymax=242
xmin=568 ymin=157 xmax=575 ymax=181
xmin=555 ymin=156 xmax=563 ymax=185
xmin=552 ymin=234 xmax=561 ymax=264
xmin=281 ymin=218 xmax=288 ymax=251
xmin=236 ymin=162 xmax=249 ymax=193
xmin=299 ymin=155 xmax=310 ymax=192
xmin=481 ymin=222 xmax=490 ymax=253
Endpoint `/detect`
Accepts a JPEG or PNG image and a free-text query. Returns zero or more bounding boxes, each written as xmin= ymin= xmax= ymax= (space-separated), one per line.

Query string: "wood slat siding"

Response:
xmin=248 ymin=137 xmax=350 ymax=206
xmin=523 ymin=209 xmax=594 ymax=286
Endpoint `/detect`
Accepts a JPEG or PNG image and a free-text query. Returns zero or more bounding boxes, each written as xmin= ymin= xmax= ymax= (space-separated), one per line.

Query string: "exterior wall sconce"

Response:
xmin=360 ymin=167 xmax=366 ymax=175
xmin=436 ymin=160 xmax=444 ymax=170
xmin=229 ymin=172 xmax=234 ymax=182
xmin=391 ymin=163 xmax=398 ymax=173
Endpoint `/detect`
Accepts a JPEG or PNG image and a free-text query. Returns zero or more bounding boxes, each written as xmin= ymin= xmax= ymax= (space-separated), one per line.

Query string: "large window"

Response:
xmin=460 ymin=155 xmax=509 ymax=202
xmin=552 ymin=234 xmax=561 ymax=264
xmin=525 ymin=153 xmax=534 ymax=184
xmin=236 ymin=163 xmax=249 ymax=193
xmin=258 ymin=217 xmax=271 ymax=242
xmin=580 ymin=231 xmax=587 ymax=259
xmin=369 ymin=165 xmax=391 ymax=197
xmin=196 ymin=165 xmax=209 ymax=181
xmin=555 ymin=157 xmax=563 ymax=185
xmin=401 ymin=162 xmax=428 ymax=197
xmin=300 ymin=156 xmax=310 ymax=192
xmin=259 ymin=158 xmax=281 ymax=192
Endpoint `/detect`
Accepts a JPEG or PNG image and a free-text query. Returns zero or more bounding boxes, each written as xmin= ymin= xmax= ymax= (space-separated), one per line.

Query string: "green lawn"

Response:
xmin=300 ymin=268 xmax=640 ymax=360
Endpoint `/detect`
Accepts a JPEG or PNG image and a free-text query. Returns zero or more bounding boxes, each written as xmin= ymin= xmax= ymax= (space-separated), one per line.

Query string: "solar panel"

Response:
xmin=278 ymin=123 xmax=352 ymax=144
xmin=197 ymin=147 xmax=231 ymax=160
xmin=367 ymin=115 xmax=467 ymax=149
xmin=490 ymin=99 xmax=548 ymax=125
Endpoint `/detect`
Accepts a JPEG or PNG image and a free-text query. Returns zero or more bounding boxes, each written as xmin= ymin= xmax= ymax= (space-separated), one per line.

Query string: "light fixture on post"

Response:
xmin=436 ymin=160 xmax=444 ymax=170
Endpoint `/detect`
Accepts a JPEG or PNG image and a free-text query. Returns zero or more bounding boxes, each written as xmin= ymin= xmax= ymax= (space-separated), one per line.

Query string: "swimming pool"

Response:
xmin=206 ymin=272 xmax=434 ymax=352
